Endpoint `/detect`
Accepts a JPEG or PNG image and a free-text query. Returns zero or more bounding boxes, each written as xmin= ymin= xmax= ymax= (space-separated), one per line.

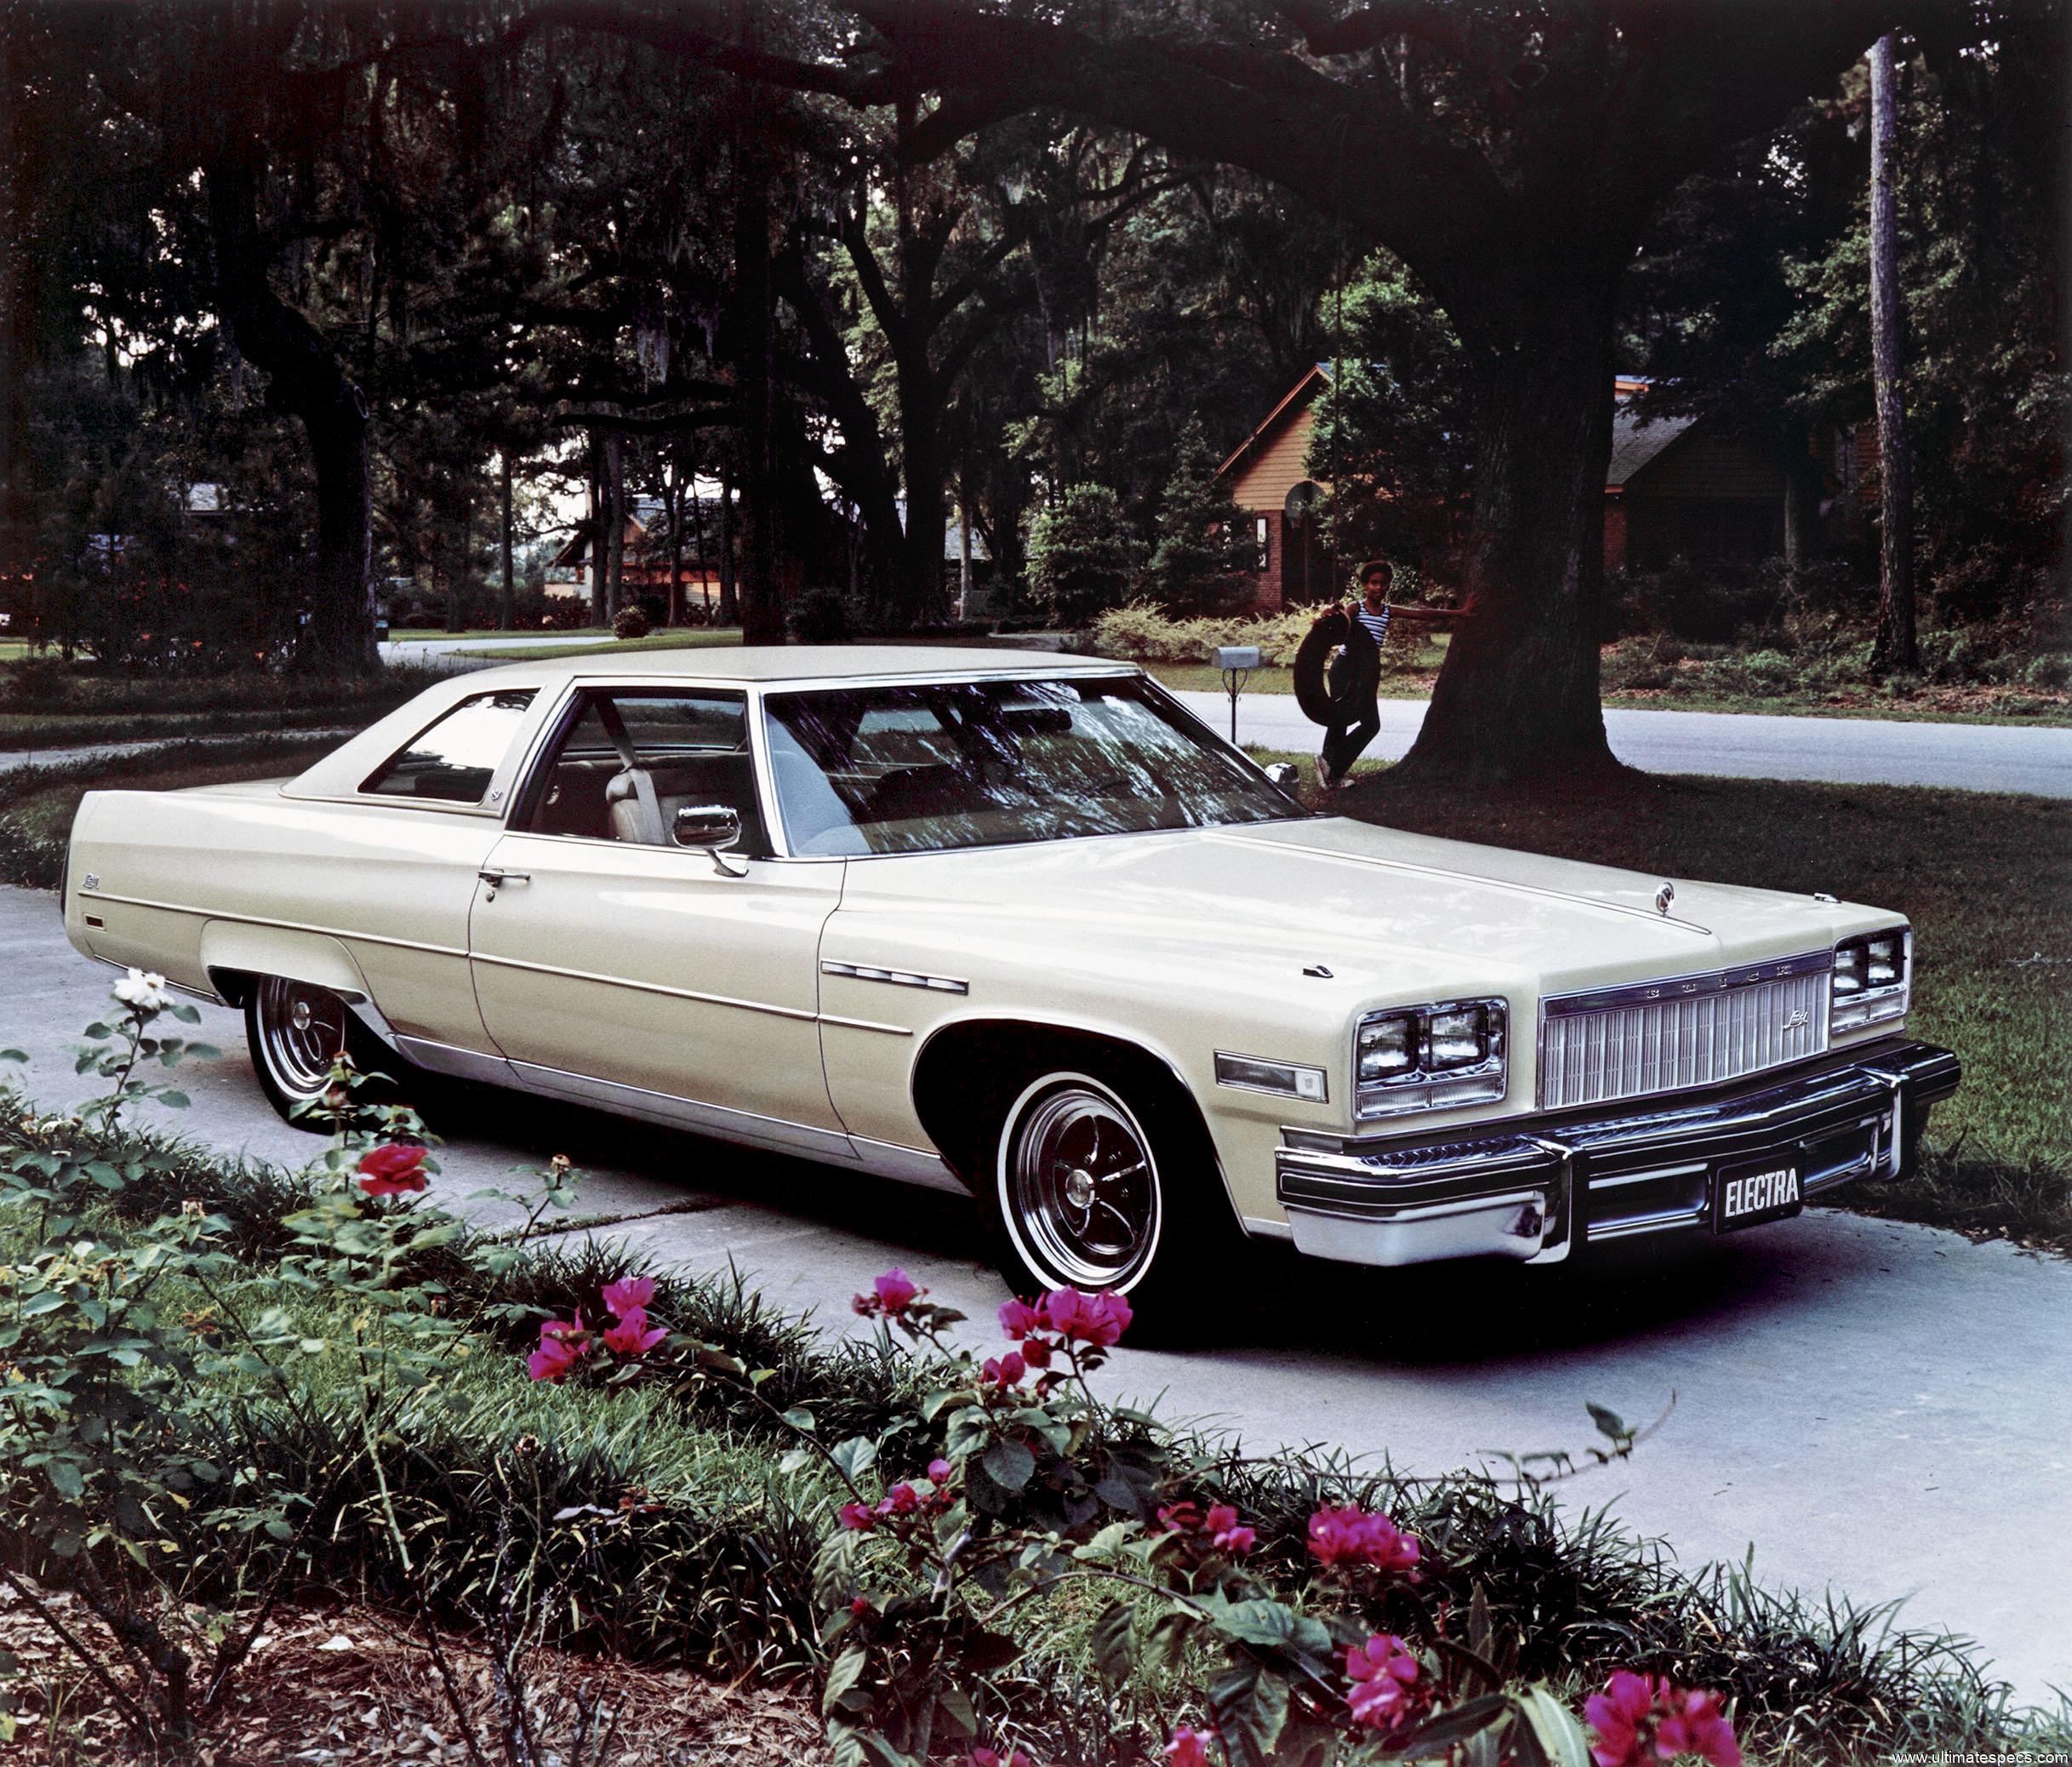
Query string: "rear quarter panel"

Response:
xmin=67 ymin=785 xmax=503 ymax=1048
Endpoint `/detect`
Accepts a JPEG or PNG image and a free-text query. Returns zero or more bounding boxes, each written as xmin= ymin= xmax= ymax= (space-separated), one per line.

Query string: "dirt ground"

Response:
xmin=0 ymin=1585 xmax=827 ymax=1765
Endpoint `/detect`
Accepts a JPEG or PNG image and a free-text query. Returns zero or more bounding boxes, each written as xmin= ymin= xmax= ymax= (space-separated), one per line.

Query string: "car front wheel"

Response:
xmin=996 ymin=1071 xmax=1167 ymax=1296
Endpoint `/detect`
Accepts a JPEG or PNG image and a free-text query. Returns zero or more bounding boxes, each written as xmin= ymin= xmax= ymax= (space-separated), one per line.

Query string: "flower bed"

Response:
xmin=0 ymin=977 xmax=2063 ymax=1762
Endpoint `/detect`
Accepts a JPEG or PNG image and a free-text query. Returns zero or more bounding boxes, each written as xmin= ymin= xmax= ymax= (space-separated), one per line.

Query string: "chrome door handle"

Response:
xmin=477 ymin=869 xmax=531 ymax=886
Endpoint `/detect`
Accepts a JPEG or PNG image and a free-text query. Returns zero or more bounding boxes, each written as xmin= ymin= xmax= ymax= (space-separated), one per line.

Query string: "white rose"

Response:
xmin=112 ymin=969 xmax=174 ymax=1014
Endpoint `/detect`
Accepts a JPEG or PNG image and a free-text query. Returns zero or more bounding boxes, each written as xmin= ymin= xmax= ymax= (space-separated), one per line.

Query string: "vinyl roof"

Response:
xmin=464 ymin=643 xmax=1125 ymax=686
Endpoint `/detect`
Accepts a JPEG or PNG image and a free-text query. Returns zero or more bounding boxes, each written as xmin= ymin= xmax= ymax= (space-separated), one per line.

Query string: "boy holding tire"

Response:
xmin=1304 ymin=560 xmax=1470 ymax=789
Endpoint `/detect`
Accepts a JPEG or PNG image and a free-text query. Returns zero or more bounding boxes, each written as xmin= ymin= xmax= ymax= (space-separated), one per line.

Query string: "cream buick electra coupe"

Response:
xmin=62 ymin=647 xmax=1957 ymax=1306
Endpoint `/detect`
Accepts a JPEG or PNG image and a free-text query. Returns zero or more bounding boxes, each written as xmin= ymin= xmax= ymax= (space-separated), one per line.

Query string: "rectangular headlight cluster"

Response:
xmin=1355 ymin=998 xmax=1508 ymax=1120
xmin=1830 ymin=929 xmax=1910 ymax=1032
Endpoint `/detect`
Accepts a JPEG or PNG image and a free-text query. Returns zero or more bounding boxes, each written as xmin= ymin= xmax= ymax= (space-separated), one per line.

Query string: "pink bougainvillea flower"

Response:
xmin=1041 ymin=1286 xmax=1133 ymax=1347
xmin=526 ymin=1314 xmax=588 ymax=1382
xmin=928 ymin=1458 xmax=953 ymax=1484
xmin=1305 ymin=1503 xmax=1421 ymax=1575
xmin=967 ymin=1749 xmax=1032 ymax=1767
xmin=1584 ymin=1672 xmax=1660 ymax=1767
xmin=998 ymin=1296 xmax=1044 ymax=1339
xmin=1019 ymin=1334 xmax=1054 ymax=1369
xmin=1655 ymin=1689 xmax=1742 ymax=1767
xmin=1344 ymin=1633 xmax=1424 ymax=1732
xmin=356 ymin=1142 xmax=429 ymax=1197
xmin=1205 ymin=1504 xmax=1257 ymax=1555
xmin=879 ymin=1483 xmax=921 ymax=1517
xmin=852 ymin=1267 xmax=922 ymax=1319
xmin=837 ymin=1502 xmax=877 ymax=1531
xmin=599 ymin=1306 xmax=668 ymax=1358
xmin=1164 ymin=1727 xmax=1214 ymax=1767
xmin=981 ymin=1351 xmax=1027 ymax=1387
xmin=1158 ymin=1501 xmax=1203 ymax=1534
xmin=601 ymin=1275 xmax=655 ymax=1318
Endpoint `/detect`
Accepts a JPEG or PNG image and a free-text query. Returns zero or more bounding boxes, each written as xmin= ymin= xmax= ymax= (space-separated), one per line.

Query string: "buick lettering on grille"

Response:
xmin=1538 ymin=951 xmax=1835 ymax=1111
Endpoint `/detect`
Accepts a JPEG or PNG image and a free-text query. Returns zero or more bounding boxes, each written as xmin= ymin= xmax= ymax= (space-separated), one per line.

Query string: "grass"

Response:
xmin=0 ymin=735 xmax=349 ymax=891
xmin=1289 ymin=758 xmax=2072 ymax=1252
xmin=2 ymin=1098 xmax=2067 ymax=1764
xmin=1125 ymin=628 xmax=2072 ymax=725
xmin=0 ymin=664 xmax=426 ymax=752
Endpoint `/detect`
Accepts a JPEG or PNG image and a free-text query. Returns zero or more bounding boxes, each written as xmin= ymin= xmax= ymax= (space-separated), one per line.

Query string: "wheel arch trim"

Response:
xmin=201 ymin=924 xmax=400 ymax=1050
xmin=908 ymin=1011 xmax=1247 ymax=1232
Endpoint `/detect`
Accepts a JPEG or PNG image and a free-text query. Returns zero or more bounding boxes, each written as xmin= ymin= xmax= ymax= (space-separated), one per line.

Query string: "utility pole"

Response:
xmin=1868 ymin=34 xmax=1917 ymax=675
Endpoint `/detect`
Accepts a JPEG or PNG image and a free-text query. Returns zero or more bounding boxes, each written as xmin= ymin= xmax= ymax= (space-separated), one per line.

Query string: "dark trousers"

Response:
xmin=1321 ymin=701 xmax=1381 ymax=777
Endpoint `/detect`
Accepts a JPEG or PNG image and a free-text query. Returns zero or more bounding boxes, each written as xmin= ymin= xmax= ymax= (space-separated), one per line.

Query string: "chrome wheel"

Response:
xmin=252 ymin=976 xmax=351 ymax=1104
xmin=1000 ymin=1074 xmax=1162 ymax=1291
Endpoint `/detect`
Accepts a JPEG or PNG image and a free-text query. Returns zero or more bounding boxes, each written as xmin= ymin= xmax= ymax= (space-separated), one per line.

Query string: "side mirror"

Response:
xmin=673 ymin=803 xmax=748 ymax=874
xmin=1263 ymin=762 xmax=1299 ymax=791
xmin=673 ymin=803 xmax=742 ymax=850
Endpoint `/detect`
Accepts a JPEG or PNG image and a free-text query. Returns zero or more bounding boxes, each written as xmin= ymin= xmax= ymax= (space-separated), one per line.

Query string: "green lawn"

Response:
xmin=1284 ymin=758 xmax=2072 ymax=1251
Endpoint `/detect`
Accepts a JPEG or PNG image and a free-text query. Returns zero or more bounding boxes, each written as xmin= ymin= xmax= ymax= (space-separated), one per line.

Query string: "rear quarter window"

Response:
xmin=361 ymin=689 xmax=539 ymax=803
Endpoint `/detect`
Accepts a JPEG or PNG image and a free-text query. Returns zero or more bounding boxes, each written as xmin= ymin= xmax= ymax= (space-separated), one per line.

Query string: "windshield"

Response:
xmin=762 ymin=675 xmax=1303 ymax=856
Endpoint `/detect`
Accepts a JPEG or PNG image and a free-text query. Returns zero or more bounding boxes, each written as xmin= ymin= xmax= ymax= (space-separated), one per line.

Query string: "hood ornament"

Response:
xmin=1655 ymin=881 xmax=1675 ymax=917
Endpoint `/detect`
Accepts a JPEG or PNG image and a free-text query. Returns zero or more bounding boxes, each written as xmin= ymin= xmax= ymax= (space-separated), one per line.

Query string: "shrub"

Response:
xmin=1026 ymin=485 xmax=1141 ymax=626
xmin=1089 ymin=604 xmax=1318 ymax=666
xmin=612 ymin=603 xmax=652 ymax=640
xmin=791 ymin=587 xmax=857 ymax=644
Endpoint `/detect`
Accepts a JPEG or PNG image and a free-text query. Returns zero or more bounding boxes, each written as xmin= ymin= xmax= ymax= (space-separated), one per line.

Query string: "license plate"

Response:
xmin=1713 ymin=1157 xmax=1803 ymax=1233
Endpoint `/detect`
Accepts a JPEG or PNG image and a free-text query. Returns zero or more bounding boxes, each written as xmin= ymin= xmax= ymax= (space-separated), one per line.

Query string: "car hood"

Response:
xmin=832 ymin=814 xmax=1886 ymax=1005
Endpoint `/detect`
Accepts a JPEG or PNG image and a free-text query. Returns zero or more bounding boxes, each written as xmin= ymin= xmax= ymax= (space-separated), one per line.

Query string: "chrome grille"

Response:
xmin=1538 ymin=955 xmax=1831 ymax=1111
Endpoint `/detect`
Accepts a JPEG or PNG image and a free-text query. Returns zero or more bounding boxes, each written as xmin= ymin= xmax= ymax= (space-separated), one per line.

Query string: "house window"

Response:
xmin=1255 ymin=515 xmax=1270 ymax=572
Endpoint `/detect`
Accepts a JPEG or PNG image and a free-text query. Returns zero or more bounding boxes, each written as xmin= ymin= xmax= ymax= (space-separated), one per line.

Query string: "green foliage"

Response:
xmin=1025 ymin=484 xmax=1141 ymax=625
xmin=1145 ymin=419 xmax=1254 ymax=615
xmin=1305 ymin=254 xmax=1476 ymax=578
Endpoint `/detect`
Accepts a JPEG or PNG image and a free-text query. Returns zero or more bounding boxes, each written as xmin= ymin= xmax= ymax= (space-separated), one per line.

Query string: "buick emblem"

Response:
xmin=1655 ymin=881 xmax=1675 ymax=916
xmin=1781 ymin=1009 xmax=1811 ymax=1032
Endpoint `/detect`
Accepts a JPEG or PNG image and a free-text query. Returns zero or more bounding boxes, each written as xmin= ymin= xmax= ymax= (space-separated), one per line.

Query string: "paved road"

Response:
xmin=380 ymin=634 xmax=614 ymax=661
xmin=1175 ymin=690 xmax=2072 ymax=798
xmin=6 ymin=885 xmax=2066 ymax=1702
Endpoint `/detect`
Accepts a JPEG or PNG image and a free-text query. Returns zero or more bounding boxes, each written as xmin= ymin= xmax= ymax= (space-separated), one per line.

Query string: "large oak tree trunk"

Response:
xmin=1393 ymin=285 xmax=1623 ymax=786
xmin=205 ymin=162 xmax=377 ymax=678
xmin=1867 ymin=33 xmax=1918 ymax=675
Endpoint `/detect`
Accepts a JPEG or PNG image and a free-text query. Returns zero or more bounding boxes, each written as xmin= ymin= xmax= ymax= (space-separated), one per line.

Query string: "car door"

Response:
xmin=465 ymin=683 xmax=853 ymax=1159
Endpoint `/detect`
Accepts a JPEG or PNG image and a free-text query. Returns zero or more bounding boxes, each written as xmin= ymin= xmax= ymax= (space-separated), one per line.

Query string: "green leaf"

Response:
xmin=1585 ymin=1401 xmax=1631 ymax=1442
xmin=780 ymin=1407 xmax=817 ymax=1433
xmin=0 ymin=1048 xmax=27 ymax=1063
xmin=822 ymin=1645 xmax=870 ymax=1717
xmin=1515 ymin=1686 xmax=1593 ymax=1767
xmin=831 ymin=1436 xmax=878 ymax=1483
xmin=981 ymin=1438 xmax=1036 ymax=1492
xmin=933 ymin=1684 xmax=979 ymax=1739
xmin=1142 ymin=1606 xmax=1201 ymax=1675
xmin=157 ymin=1091 xmax=190 ymax=1109
xmin=1091 ymin=1600 xmax=1136 ymax=1684
xmin=1393 ymin=1693 xmax=1514 ymax=1759
xmin=1209 ymin=1661 xmax=1289 ymax=1767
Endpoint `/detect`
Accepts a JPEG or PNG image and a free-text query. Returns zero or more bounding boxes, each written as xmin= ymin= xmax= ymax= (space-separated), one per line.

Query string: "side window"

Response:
xmin=522 ymin=688 xmax=768 ymax=853
xmin=361 ymin=689 xmax=538 ymax=803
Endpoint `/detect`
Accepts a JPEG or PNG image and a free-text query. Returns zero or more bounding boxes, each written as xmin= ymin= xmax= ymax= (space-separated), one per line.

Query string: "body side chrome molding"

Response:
xmin=506 ymin=1059 xmax=862 ymax=1161
xmin=79 ymin=889 xmax=470 ymax=961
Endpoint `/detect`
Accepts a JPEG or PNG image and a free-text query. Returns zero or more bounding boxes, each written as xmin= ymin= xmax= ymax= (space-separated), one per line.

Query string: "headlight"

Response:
xmin=1354 ymin=998 xmax=1508 ymax=1119
xmin=1830 ymin=929 xmax=1909 ymax=1032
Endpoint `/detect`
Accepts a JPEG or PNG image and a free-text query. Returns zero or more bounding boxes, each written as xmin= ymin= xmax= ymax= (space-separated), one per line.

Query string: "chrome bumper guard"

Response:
xmin=1274 ymin=1040 xmax=1960 ymax=1268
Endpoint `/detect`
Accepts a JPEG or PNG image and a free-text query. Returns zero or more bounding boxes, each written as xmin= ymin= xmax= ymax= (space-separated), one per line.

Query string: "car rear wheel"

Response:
xmin=246 ymin=976 xmax=370 ymax=1127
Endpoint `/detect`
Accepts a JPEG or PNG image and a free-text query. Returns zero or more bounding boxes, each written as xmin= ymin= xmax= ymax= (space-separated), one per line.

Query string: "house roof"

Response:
xmin=1214 ymin=364 xmax=1332 ymax=483
xmin=1605 ymin=411 xmax=1698 ymax=489
xmin=1215 ymin=367 xmax=1690 ymax=492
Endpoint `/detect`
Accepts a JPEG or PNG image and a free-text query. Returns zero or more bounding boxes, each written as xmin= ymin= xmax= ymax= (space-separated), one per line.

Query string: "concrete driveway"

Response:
xmin=5 ymin=886 xmax=2067 ymax=1701
xmin=1174 ymin=689 xmax=2072 ymax=798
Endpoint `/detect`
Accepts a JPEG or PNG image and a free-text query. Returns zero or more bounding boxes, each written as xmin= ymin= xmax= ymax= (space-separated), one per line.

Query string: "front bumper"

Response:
xmin=1274 ymin=1040 xmax=1960 ymax=1268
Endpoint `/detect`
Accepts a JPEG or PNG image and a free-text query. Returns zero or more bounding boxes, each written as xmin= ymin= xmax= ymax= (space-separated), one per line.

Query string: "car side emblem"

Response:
xmin=83 ymin=873 xmax=99 ymax=891
xmin=1655 ymin=881 xmax=1675 ymax=916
